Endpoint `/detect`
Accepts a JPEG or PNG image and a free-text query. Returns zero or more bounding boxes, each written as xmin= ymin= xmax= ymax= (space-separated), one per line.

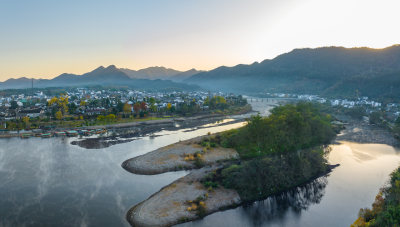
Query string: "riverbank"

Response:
xmin=125 ymin=157 xmax=339 ymax=227
xmin=123 ymin=134 xmax=338 ymax=227
xmin=335 ymin=115 xmax=399 ymax=147
xmin=72 ymin=110 xmax=253 ymax=149
xmin=0 ymin=104 xmax=253 ymax=141
xmin=126 ymin=166 xmax=241 ymax=227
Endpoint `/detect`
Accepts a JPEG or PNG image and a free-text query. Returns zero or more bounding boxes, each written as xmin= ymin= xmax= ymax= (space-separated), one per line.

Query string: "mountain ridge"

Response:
xmin=185 ymin=45 xmax=400 ymax=100
xmin=120 ymin=66 xmax=201 ymax=81
xmin=0 ymin=65 xmax=199 ymax=91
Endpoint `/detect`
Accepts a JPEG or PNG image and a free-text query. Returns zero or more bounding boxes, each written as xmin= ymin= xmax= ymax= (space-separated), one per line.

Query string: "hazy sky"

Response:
xmin=0 ymin=0 xmax=399 ymax=80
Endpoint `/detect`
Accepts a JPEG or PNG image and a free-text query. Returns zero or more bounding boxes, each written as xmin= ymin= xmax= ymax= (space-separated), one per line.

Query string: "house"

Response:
xmin=18 ymin=108 xmax=44 ymax=118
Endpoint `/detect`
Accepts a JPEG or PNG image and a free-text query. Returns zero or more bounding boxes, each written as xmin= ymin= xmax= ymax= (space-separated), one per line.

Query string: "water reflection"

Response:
xmin=181 ymin=141 xmax=400 ymax=227
xmin=240 ymin=177 xmax=327 ymax=226
xmin=0 ymin=117 xmax=249 ymax=227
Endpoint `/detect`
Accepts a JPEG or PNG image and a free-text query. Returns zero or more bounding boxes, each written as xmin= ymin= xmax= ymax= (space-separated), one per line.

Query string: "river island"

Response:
xmin=123 ymin=102 xmax=341 ymax=227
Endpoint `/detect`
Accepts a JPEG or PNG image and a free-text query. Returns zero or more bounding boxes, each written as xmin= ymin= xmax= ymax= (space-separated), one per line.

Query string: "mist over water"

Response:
xmin=0 ymin=115 xmax=247 ymax=226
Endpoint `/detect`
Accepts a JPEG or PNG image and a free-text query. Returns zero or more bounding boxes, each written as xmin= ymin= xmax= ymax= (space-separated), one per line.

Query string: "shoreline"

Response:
xmin=0 ymin=104 xmax=253 ymax=141
xmin=122 ymin=131 xmax=340 ymax=227
xmin=335 ymin=115 xmax=399 ymax=147
xmin=126 ymin=166 xmax=241 ymax=227
xmin=122 ymin=135 xmax=238 ymax=175
xmin=125 ymin=161 xmax=339 ymax=227
xmin=72 ymin=109 xmax=254 ymax=149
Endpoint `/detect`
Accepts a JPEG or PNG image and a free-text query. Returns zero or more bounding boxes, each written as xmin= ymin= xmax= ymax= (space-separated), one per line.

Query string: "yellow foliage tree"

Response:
xmin=55 ymin=110 xmax=63 ymax=120
xmin=57 ymin=94 xmax=69 ymax=114
xmin=48 ymin=95 xmax=69 ymax=115
xmin=123 ymin=103 xmax=132 ymax=113
xmin=106 ymin=114 xmax=116 ymax=121
xmin=22 ymin=116 xmax=30 ymax=128
xmin=80 ymin=100 xmax=87 ymax=106
xmin=48 ymin=97 xmax=58 ymax=106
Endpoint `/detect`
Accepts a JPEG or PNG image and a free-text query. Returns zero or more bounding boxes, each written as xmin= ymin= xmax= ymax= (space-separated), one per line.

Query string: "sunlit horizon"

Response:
xmin=1 ymin=0 xmax=399 ymax=80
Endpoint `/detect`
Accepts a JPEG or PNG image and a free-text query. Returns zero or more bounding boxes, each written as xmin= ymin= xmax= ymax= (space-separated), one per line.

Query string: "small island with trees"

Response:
xmin=123 ymin=102 xmax=340 ymax=227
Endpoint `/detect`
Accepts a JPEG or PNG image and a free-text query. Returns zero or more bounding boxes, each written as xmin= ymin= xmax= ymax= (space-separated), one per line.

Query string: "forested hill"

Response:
xmin=185 ymin=45 xmax=400 ymax=100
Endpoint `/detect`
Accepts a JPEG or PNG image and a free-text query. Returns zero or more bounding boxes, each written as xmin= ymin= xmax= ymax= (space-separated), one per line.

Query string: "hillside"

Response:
xmin=186 ymin=45 xmax=400 ymax=100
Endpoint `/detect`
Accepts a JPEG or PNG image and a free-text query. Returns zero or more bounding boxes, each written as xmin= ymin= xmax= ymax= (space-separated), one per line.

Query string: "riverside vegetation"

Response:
xmin=352 ymin=167 xmax=400 ymax=227
xmin=199 ymin=102 xmax=337 ymax=202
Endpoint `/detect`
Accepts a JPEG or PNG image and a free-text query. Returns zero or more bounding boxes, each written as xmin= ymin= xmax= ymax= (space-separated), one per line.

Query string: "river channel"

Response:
xmin=1 ymin=99 xmax=399 ymax=227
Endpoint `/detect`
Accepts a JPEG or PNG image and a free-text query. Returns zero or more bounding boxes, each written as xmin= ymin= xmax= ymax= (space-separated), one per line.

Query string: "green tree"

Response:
xmin=369 ymin=111 xmax=382 ymax=125
xmin=68 ymin=102 xmax=77 ymax=114
xmin=10 ymin=101 xmax=18 ymax=109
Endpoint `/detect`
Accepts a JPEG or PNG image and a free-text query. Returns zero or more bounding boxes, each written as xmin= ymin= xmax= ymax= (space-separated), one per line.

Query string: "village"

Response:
xmin=0 ymin=88 xmax=248 ymax=138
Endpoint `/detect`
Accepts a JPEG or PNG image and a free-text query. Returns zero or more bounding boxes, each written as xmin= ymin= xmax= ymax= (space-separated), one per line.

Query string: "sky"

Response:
xmin=0 ymin=0 xmax=399 ymax=80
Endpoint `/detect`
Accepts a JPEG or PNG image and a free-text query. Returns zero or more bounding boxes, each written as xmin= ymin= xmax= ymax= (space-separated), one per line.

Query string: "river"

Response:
xmin=0 ymin=98 xmax=399 ymax=227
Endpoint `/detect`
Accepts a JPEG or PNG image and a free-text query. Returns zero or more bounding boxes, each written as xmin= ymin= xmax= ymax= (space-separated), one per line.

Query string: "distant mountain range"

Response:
xmin=120 ymin=67 xmax=201 ymax=81
xmin=185 ymin=45 xmax=400 ymax=100
xmin=2 ymin=45 xmax=400 ymax=100
xmin=0 ymin=65 xmax=200 ymax=91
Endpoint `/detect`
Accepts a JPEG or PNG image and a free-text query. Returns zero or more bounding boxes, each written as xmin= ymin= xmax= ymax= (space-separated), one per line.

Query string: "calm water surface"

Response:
xmin=0 ymin=119 xmax=246 ymax=227
xmin=179 ymin=142 xmax=400 ymax=227
xmin=1 ymin=99 xmax=399 ymax=227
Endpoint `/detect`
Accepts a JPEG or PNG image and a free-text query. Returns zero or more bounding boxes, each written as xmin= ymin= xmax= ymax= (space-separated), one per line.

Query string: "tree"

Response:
xmin=140 ymin=102 xmax=147 ymax=111
xmin=149 ymin=97 xmax=156 ymax=105
xmin=106 ymin=114 xmax=116 ymax=121
xmin=10 ymin=101 xmax=18 ymax=109
xmin=55 ymin=110 xmax=63 ymax=120
xmin=150 ymin=103 xmax=157 ymax=113
xmin=58 ymin=95 xmax=69 ymax=114
xmin=133 ymin=102 xmax=141 ymax=113
xmin=68 ymin=102 xmax=77 ymax=114
xmin=48 ymin=94 xmax=69 ymax=115
xmin=80 ymin=100 xmax=87 ymax=106
xmin=48 ymin=97 xmax=58 ymax=106
xmin=22 ymin=116 xmax=30 ymax=129
xmin=116 ymin=101 xmax=124 ymax=112
xmin=208 ymin=96 xmax=228 ymax=109
xmin=123 ymin=103 xmax=132 ymax=113
xmin=369 ymin=111 xmax=383 ymax=125
xmin=97 ymin=115 xmax=105 ymax=121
